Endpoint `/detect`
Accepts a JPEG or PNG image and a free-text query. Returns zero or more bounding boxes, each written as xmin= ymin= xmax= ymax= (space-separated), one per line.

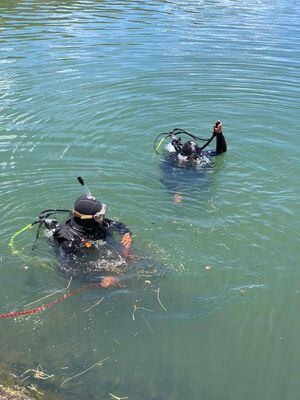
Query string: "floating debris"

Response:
xmin=152 ymin=288 xmax=167 ymax=312
xmin=21 ymin=364 xmax=54 ymax=381
xmin=108 ymin=393 xmax=128 ymax=400
xmin=141 ymin=314 xmax=154 ymax=334
xmin=24 ymin=277 xmax=72 ymax=308
xmin=132 ymin=303 xmax=153 ymax=321
xmin=60 ymin=357 xmax=110 ymax=387
xmin=84 ymin=296 xmax=104 ymax=312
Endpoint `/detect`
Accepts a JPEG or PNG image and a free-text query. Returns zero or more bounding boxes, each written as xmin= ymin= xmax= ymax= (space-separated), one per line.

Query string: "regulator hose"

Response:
xmin=153 ymin=128 xmax=211 ymax=154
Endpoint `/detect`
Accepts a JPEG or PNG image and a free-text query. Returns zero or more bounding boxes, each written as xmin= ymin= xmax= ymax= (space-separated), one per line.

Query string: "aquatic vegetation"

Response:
xmin=0 ymin=385 xmax=37 ymax=400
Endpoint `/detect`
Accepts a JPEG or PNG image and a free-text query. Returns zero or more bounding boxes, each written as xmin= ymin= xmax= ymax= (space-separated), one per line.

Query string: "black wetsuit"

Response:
xmin=44 ymin=215 xmax=131 ymax=280
xmin=215 ymin=131 xmax=227 ymax=155
xmin=160 ymin=131 xmax=227 ymax=196
xmin=198 ymin=131 xmax=227 ymax=156
xmin=50 ymin=215 xmax=130 ymax=254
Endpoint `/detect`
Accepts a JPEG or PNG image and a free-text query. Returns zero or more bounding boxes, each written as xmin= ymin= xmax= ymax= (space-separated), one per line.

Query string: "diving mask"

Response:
xmin=72 ymin=203 xmax=107 ymax=223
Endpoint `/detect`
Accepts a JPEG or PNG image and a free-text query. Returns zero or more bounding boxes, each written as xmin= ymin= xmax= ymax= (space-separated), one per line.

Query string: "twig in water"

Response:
xmin=70 ymin=311 xmax=77 ymax=319
xmin=27 ymin=384 xmax=44 ymax=396
xmin=217 ymin=243 xmax=230 ymax=250
xmin=153 ymin=288 xmax=167 ymax=312
xmin=132 ymin=304 xmax=137 ymax=321
xmin=132 ymin=303 xmax=153 ymax=321
xmin=209 ymin=198 xmax=217 ymax=210
xmin=60 ymin=357 xmax=110 ymax=387
xmin=141 ymin=313 xmax=154 ymax=334
xmin=109 ymin=393 xmax=128 ymax=400
xmin=21 ymin=365 xmax=54 ymax=380
xmin=84 ymin=296 xmax=104 ymax=312
xmin=24 ymin=277 xmax=73 ymax=308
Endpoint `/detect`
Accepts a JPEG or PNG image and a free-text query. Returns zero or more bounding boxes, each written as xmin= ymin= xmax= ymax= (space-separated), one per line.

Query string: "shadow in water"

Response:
xmin=159 ymin=153 xmax=222 ymax=204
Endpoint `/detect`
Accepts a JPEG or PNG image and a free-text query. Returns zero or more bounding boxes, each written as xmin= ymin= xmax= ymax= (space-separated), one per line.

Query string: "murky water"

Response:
xmin=0 ymin=0 xmax=299 ymax=399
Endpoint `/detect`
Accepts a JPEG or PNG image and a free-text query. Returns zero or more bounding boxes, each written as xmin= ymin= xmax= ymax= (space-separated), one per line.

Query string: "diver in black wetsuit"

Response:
xmin=41 ymin=181 xmax=132 ymax=287
xmin=48 ymin=195 xmax=132 ymax=254
xmin=172 ymin=120 xmax=227 ymax=164
xmin=155 ymin=120 xmax=227 ymax=202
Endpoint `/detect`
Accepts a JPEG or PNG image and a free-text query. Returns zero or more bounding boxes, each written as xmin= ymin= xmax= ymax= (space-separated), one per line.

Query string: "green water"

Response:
xmin=0 ymin=0 xmax=300 ymax=399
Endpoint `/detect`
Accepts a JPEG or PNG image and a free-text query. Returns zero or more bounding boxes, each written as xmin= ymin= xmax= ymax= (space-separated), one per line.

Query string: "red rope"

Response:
xmin=0 ymin=282 xmax=100 ymax=319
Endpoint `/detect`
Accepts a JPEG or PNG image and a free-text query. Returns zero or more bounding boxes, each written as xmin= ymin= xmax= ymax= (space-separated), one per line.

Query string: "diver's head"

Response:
xmin=180 ymin=141 xmax=197 ymax=157
xmin=72 ymin=195 xmax=106 ymax=227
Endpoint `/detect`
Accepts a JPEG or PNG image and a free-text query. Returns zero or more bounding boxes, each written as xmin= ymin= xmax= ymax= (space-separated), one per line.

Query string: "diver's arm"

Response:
xmin=198 ymin=121 xmax=227 ymax=155
xmin=213 ymin=121 xmax=227 ymax=155
xmin=197 ymin=133 xmax=215 ymax=152
xmin=105 ymin=219 xmax=131 ymax=235
xmin=215 ymin=131 xmax=227 ymax=155
xmin=106 ymin=218 xmax=132 ymax=249
xmin=52 ymin=220 xmax=79 ymax=245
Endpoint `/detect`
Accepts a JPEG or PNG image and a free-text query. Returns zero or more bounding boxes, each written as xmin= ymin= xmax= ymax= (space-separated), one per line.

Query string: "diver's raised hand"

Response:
xmin=100 ymin=276 xmax=119 ymax=288
xmin=121 ymin=232 xmax=132 ymax=249
xmin=213 ymin=120 xmax=223 ymax=134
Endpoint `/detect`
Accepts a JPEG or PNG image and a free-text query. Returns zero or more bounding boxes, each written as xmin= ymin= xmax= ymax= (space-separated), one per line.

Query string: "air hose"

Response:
xmin=9 ymin=209 xmax=71 ymax=257
xmin=153 ymin=128 xmax=212 ymax=155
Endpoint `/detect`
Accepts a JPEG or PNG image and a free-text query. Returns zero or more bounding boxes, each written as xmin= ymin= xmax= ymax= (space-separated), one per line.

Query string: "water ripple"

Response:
xmin=0 ymin=2 xmax=299 ymax=397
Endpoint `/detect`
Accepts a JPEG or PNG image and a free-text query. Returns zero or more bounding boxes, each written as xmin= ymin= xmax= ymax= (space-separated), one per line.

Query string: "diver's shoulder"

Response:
xmin=53 ymin=218 xmax=80 ymax=241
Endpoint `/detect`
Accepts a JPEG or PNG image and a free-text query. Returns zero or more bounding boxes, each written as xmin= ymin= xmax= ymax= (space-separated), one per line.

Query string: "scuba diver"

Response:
xmin=37 ymin=177 xmax=132 ymax=287
xmin=154 ymin=120 xmax=227 ymax=202
xmin=155 ymin=120 xmax=227 ymax=166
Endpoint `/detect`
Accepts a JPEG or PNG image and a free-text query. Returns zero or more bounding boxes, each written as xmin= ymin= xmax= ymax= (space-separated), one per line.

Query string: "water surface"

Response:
xmin=0 ymin=1 xmax=300 ymax=399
